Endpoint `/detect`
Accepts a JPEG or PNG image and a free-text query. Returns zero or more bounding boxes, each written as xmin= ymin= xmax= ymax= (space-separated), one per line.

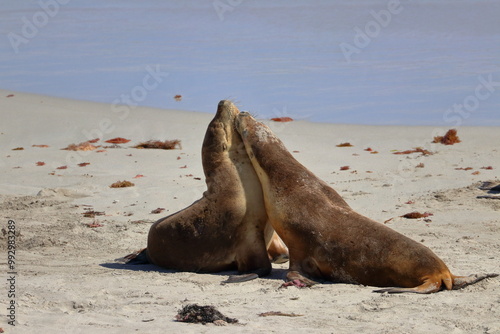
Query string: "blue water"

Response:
xmin=1 ymin=0 xmax=500 ymax=126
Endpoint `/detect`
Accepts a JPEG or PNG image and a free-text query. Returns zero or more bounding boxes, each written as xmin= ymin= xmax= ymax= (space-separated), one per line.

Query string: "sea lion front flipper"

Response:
xmin=285 ymin=270 xmax=318 ymax=287
xmin=221 ymin=273 xmax=259 ymax=284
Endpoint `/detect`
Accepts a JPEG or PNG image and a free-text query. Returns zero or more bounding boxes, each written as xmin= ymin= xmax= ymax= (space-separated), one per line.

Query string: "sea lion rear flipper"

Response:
xmin=373 ymin=287 xmax=429 ymax=294
xmin=266 ymin=229 xmax=289 ymax=264
xmin=271 ymin=254 xmax=290 ymax=264
xmin=115 ymin=248 xmax=149 ymax=264
xmin=374 ymin=273 xmax=499 ymax=294
xmin=452 ymin=273 xmax=499 ymax=290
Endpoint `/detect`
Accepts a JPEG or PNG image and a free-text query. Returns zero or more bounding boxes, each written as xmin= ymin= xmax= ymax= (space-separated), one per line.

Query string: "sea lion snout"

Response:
xmin=217 ymin=99 xmax=235 ymax=110
xmin=235 ymin=113 xmax=249 ymax=136
xmin=216 ymin=100 xmax=239 ymax=122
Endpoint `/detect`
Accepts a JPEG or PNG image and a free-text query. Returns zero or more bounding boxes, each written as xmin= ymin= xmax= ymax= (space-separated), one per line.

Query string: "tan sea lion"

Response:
xmin=123 ymin=101 xmax=287 ymax=277
xmin=265 ymin=223 xmax=289 ymax=264
xmin=235 ymin=112 xmax=497 ymax=293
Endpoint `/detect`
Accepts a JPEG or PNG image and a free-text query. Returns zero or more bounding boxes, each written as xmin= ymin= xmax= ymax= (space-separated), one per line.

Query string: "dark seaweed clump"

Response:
xmin=175 ymin=304 xmax=238 ymax=325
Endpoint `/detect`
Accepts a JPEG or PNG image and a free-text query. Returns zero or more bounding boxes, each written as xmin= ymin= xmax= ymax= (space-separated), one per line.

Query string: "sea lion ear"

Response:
xmin=222 ymin=143 xmax=228 ymax=151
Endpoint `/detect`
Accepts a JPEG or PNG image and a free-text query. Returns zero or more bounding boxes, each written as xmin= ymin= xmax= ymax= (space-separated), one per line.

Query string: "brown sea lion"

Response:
xmin=235 ymin=112 xmax=497 ymax=293
xmin=123 ymin=101 xmax=287 ymax=277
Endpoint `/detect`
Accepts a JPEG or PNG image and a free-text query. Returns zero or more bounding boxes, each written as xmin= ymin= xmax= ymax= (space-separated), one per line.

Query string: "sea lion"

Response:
xmin=265 ymin=223 xmax=289 ymax=264
xmin=235 ymin=112 xmax=497 ymax=293
xmin=125 ymin=101 xmax=287 ymax=277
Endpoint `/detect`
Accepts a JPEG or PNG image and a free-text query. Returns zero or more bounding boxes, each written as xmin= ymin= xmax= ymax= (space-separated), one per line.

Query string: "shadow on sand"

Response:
xmin=99 ymin=261 xmax=290 ymax=282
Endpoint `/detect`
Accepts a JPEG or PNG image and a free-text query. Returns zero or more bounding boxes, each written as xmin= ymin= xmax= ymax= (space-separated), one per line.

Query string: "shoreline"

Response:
xmin=3 ymin=89 xmax=499 ymax=129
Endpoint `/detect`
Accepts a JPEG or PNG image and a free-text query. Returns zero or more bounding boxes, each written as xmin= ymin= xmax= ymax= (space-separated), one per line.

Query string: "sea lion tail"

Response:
xmin=451 ymin=273 xmax=499 ymax=290
xmin=115 ymin=248 xmax=150 ymax=264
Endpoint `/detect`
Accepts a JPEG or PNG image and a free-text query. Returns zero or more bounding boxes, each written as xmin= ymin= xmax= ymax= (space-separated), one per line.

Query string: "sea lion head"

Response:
xmin=235 ymin=112 xmax=289 ymax=163
xmin=202 ymin=100 xmax=241 ymax=174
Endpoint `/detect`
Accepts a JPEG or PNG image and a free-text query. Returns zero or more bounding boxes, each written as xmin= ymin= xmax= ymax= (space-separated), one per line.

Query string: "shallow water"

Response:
xmin=1 ymin=0 xmax=499 ymax=125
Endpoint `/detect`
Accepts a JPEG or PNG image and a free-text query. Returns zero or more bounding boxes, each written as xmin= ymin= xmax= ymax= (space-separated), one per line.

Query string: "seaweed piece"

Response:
xmin=270 ymin=117 xmax=293 ymax=122
xmin=78 ymin=162 xmax=90 ymax=167
xmin=56 ymin=166 xmax=68 ymax=169
xmin=110 ymin=180 xmax=135 ymax=188
xmin=259 ymin=311 xmax=303 ymax=317
xmin=455 ymin=167 xmax=473 ymax=171
xmin=336 ymin=142 xmax=353 ymax=147
xmin=481 ymin=166 xmax=493 ymax=170
xmin=402 ymin=212 xmax=433 ymax=219
xmin=85 ymin=221 xmax=103 ymax=228
xmin=340 ymin=166 xmax=350 ymax=171
xmin=36 ymin=161 xmax=45 ymax=166
xmin=393 ymin=147 xmax=432 ymax=156
xmin=32 ymin=144 xmax=49 ymax=148
xmin=151 ymin=208 xmax=165 ymax=214
xmin=130 ymin=219 xmax=155 ymax=224
xmin=82 ymin=210 xmax=105 ymax=218
xmin=62 ymin=141 xmax=98 ymax=151
xmin=433 ymin=129 xmax=461 ymax=145
xmin=174 ymin=94 xmax=182 ymax=101
xmin=385 ymin=211 xmax=433 ymax=224
xmin=134 ymin=140 xmax=182 ymax=150
xmin=12 ymin=147 xmax=24 ymax=151
xmin=416 ymin=163 xmax=425 ymax=168
xmin=105 ymin=137 xmax=131 ymax=144
xmin=175 ymin=304 xmax=238 ymax=325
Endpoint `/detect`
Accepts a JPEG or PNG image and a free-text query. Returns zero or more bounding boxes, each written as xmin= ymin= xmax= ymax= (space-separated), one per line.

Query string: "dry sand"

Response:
xmin=0 ymin=90 xmax=499 ymax=333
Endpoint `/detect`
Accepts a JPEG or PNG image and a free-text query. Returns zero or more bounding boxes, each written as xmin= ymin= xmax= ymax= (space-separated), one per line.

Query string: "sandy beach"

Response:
xmin=1 ymin=90 xmax=499 ymax=333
